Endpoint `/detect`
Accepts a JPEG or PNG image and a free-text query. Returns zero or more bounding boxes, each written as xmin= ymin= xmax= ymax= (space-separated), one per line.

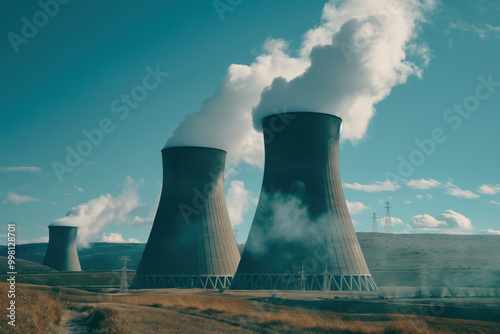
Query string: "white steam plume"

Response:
xmin=254 ymin=0 xmax=436 ymax=139
xmin=165 ymin=0 xmax=436 ymax=165
xmin=50 ymin=176 xmax=147 ymax=247
xmin=166 ymin=39 xmax=308 ymax=166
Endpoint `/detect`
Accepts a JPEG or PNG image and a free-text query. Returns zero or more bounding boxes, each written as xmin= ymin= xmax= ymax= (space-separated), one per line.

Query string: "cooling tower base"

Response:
xmin=230 ymin=274 xmax=377 ymax=291
xmin=131 ymin=275 xmax=234 ymax=289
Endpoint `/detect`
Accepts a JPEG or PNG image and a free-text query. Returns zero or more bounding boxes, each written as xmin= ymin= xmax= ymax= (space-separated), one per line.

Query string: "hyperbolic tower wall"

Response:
xmin=132 ymin=146 xmax=240 ymax=289
xmin=42 ymin=225 xmax=82 ymax=272
xmin=231 ymin=112 xmax=377 ymax=291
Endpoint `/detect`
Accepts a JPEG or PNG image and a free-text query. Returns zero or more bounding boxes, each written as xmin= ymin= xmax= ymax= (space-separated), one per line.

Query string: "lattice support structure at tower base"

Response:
xmin=131 ymin=275 xmax=233 ymax=289
xmin=230 ymin=274 xmax=378 ymax=291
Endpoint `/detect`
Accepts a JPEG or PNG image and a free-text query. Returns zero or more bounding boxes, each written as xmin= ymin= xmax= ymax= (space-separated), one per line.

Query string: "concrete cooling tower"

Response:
xmin=231 ymin=112 xmax=377 ymax=291
xmin=42 ymin=225 xmax=81 ymax=272
xmin=132 ymin=146 xmax=240 ymax=289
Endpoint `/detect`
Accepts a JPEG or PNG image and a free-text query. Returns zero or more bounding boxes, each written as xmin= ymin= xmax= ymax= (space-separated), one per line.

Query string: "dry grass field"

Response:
xmin=2 ymin=235 xmax=498 ymax=332
xmin=2 ymin=283 xmax=499 ymax=333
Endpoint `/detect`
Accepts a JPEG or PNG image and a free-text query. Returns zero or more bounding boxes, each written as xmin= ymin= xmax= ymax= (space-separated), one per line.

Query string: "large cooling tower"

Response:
xmin=231 ymin=112 xmax=377 ymax=291
xmin=42 ymin=225 xmax=81 ymax=272
xmin=132 ymin=146 xmax=240 ymax=289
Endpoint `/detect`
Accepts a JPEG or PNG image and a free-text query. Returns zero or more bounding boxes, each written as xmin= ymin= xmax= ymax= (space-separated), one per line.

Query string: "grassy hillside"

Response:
xmin=0 ymin=242 xmax=145 ymax=271
xmin=2 ymin=234 xmax=499 ymax=287
xmin=0 ymin=256 xmax=56 ymax=273
xmin=357 ymin=233 xmax=500 ymax=287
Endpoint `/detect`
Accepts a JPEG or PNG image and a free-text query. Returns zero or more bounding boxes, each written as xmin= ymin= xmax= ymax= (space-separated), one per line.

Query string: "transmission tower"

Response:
xmin=322 ymin=262 xmax=330 ymax=297
xmin=384 ymin=202 xmax=393 ymax=233
xmin=372 ymin=213 xmax=378 ymax=232
xmin=115 ymin=256 xmax=132 ymax=294
xmin=298 ymin=264 xmax=307 ymax=295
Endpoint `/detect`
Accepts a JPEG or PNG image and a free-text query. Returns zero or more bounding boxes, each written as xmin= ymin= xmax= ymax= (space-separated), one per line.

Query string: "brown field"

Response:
xmin=1 ymin=283 xmax=499 ymax=333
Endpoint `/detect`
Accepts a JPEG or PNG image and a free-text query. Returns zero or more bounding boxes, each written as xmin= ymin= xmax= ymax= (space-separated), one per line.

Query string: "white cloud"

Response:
xmin=406 ymin=178 xmax=441 ymax=189
xmin=101 ymin=232 xmax=141 ymax=243
xmin=75 ymin=186 xmax=84 ymax=193
xmin=3 ymin=192 xmax=41 ymax=204
xmin=378 ymin=217 xmax=404 ymax=226
xmin=444 ymin=182 xmax=480 ymax=199
xmin=407 ymin=209 xmax=473 ymax=232
xmin=416 ymin=194 xmax=423 ymax=199
xmin=17 ymin=236 xmax=49 ymax=244
xmin=130 ymin=216 xmax=154 ymax=226
xmin=346 ymin=201 xmax=370 ymax=214
xmin=50 ymin=176 xmax=147 ymax=247
xmin=436 ymin=210 xmax=473 ymax=230
xmin=0 ymin=166 xmax=41 ymax=173
xmin=344 ymin=180 xmax=400 ymax=193
xmin=407 ymin=214 xmax=447 ymax=230
xmin=404 ymin=200 xmax=412 ymax=204
xmin=225 ymin=180 xmax=256 ymax=226
xmin=477 ymin=184 xmax=500 ymax=195
xmin=426 ymin=194 xmax=433 ymax=199
xmin=480 ymin=229 xmax=500 ymax=235
xmin=449 ymin=19 xmax=500 ymax=39
xmin=489 ymin=200 xmax=500 ymax=206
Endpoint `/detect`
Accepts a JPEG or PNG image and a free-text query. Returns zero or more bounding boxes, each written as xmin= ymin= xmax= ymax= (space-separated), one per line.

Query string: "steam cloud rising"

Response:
xmin=166 ymin=0 xmax=436 ymax=164
xmin=50 ymin=177 xmax=150 ymax=247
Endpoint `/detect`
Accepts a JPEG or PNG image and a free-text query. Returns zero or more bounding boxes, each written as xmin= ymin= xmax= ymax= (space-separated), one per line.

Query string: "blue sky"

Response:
xmin=1 ymin=0 xmax=499 ymax=245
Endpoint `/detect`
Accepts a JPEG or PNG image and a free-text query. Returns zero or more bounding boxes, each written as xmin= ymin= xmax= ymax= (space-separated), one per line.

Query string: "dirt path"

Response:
xmin=57 ymin=308 xmax=92 ymax=334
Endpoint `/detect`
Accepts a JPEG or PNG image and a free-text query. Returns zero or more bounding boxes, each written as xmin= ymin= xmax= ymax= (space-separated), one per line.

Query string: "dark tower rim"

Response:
xmin=48 ymin=225 xmax=79 ymax=229
xmin=262 ymin=111 xmax=343 ymax=123
xmin=161 ymin=146 xmax=227 ymax=154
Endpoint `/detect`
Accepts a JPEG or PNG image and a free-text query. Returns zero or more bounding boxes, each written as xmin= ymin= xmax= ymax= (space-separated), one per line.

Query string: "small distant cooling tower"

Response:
xmin=231 ymin=112 xmax=377 ymax=291
xmin=42 ymin=225 xmax=81 ymax=272
xmin=132 ymin=146 xmax=240 ymax=289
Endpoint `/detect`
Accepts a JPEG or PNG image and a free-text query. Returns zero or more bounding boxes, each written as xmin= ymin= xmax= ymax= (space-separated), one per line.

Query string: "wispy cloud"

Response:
xmin=406 ymin=178 xmax=441 ymax=189
xmin=18 ymin=236 xmax=49 ymax=244
xmin=346 ymin=201 xmax=370 ymax=215
xmin=3 ymin=192 xmax=41 ymax=204
xmin=343 ymin=180 xmax=400 ymax=193
xmin=378 ymin=217 xmax=404 ymax=226
xmin=407 ymin=209 xmax=473 ymax=232
xmin=480 ymin=229 xmax=500 ymax=235
xmin=444 ymin=182 xmax=480 ymax=199
xmin=0 ymin=166 xmax=41 ymax=173
xmin=449 ymin=19 xmax=500 ymax=39
xmin=477 ymin=184 xmax=500 ymax=195
xmin=101 ymin=232 xmax=141 ymax=243
xmin=489 ymin=200 xmax=500 ymax=206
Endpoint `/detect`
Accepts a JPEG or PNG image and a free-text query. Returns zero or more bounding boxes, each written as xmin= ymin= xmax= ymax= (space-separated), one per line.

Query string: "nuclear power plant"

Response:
xmin=231 ymin=112 xmax=377 ymax=291
xmin=42 ymin=225 xmax=82 ymax=272
xmin=132 ymin=146 xmax=240 ymax=289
